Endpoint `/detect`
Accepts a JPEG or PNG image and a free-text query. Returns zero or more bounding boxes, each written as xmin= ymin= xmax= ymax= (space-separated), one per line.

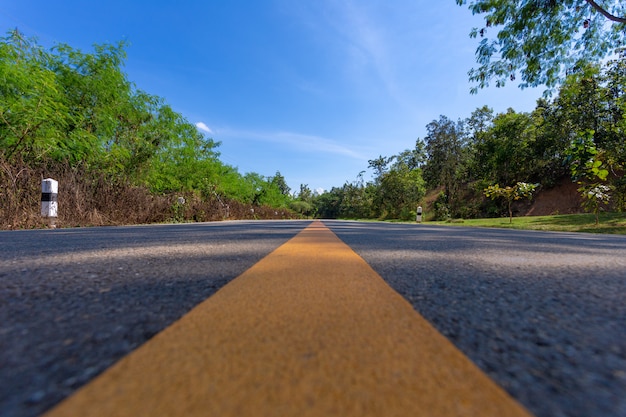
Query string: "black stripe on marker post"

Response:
xmin=41 ymin=192 xmax=58 ymax=202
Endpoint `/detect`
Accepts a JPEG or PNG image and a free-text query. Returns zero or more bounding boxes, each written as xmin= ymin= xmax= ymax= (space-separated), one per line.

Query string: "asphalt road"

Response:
xmin=326 ymin=220 xmax=626 ymax=417
xmin=1 ymin=220 xmax=625 ymax=417
xmin=0 ymin=221 xmax=310 ymax=417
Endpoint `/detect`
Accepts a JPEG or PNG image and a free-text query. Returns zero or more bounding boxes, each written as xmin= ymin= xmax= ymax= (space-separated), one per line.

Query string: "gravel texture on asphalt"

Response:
xmin=326 ymin=221 xmax=626 ymax=417
xmin=0 ymin=221 xmax=310 ymax=417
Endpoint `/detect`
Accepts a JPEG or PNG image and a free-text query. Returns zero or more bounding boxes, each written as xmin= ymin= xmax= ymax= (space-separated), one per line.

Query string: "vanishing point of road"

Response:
xmin=1 ymin=220 xmax=625 ymax=417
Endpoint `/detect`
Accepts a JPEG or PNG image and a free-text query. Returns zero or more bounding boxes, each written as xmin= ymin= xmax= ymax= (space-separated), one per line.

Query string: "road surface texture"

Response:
xmin=41 ymin=221 xmax=531 ymax=417
xmin=327 ymin=220 xmax=626 ymax=417
xmin=0 ymin=221 xmax=309 ymax=417
xmin=1 ymin=220 xmax=624 ymax=417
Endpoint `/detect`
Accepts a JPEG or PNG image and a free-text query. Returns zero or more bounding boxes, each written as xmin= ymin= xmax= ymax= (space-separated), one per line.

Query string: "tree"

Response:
xmin=338 ymin=181 xmax=373 ymax=219
xmin=291 ymin=184 xmax=315 ymax=217
xmin=484 ymin=182 xmax=538 ymax=223
xmin=269 ymin=171 xmax=290 ymax=196
xmin=394 ymin=140 xmax=427 ymax=170
xmin=375 ymin=164 xmax=426 ymax=220
xmin=423 ymin=116 xmax=467 ymax=213
xmin=580 ymin=184 xmax=612 ymax=225
xmin=297 ymin=184 xmax=313 ymax=203
xmin=314 ymin=187 xmax=343 ymax=219
xmin=464 ymin=105 xmax=494 ymax=180
xmin=456 ymin=0 xmax=626 ymax=92
xmin=365 ymin=142 xmax=427 ymax=220
xmin=0 ymin=30 xmax=67 ymax=163
xmin=474 ymin=109 xmax=537 ymax=184
xmin=367 ymin=155 xmax=394 ymax=184
xmin=566 ymin=131 xmax=613 ymax=223
xmin=246 ymin=172 xmax=292 ymax=208
xmin=524 ymin=99 xmax=572 ymax=185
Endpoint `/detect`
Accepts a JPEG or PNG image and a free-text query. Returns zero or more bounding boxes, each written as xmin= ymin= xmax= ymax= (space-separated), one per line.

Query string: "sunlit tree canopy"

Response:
xmin=456 ymin=0 xmax=626 ymax=92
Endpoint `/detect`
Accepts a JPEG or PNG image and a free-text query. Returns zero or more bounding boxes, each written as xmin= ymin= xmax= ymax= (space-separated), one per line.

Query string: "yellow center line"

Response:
xmin=45 ymin=220 xmax=533 ymax=417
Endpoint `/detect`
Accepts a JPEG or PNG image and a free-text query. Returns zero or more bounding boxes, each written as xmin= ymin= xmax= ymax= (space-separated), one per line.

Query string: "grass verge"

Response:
xmin=425 ymin=213 xmax=626 ymax=234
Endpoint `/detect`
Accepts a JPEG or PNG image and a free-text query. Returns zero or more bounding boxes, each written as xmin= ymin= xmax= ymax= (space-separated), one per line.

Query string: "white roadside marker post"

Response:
xmin=41 ymin=178 xmax=58 ymax=228
xmin=416 ymin=206 xmax=423 ymax=223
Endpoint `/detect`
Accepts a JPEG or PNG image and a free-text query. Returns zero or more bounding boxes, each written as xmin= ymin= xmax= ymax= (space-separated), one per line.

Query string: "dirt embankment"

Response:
xmin=523 ymin=178 xmax=583 ymax=216
xmin=424 ymin=177 xmax=586 ymax=219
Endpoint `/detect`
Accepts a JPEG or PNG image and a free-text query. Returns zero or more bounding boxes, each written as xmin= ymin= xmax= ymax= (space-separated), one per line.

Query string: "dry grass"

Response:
xmin=0 ymin=159 xmax=299 ymax=230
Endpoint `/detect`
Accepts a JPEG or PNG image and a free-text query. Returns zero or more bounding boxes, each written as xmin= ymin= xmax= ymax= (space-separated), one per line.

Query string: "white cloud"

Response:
xmin=217 ymin=127 xmax=370 ymax=161
xmin=195 ymin=122 xmax=213 ymax=134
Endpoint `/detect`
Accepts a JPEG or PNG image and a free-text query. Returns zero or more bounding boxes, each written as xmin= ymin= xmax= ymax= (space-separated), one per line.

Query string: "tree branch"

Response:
xmin=584 ymin=0 xmax=626 ymax=24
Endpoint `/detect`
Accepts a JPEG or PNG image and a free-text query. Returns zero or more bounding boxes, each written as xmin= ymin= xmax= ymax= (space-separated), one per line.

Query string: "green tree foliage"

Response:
xmin=557 ymin=60 xmax=626 ymax=209
xmin=316 ymin=143 xmax=426 ymax=220
xmin=297 ymin=184 xmax=314 ymax=203
xmin=456 ymin=0 xmax=626 ymax=92
xmin=525 ymin=99 xmax=573 ymax=184
xmin=0 ymin=29 xmax=295 ymax=214
xmin=557 ymin=61 xmax=626 ymax=162
xmin=269 ymin=171 xmax=291 ymax=197
xmin=145 ymin=110 xmax=222 ymax=193
xmin=464 ymin=106 xmax=495 ymax=182
xmin=566 ymin=131 xmax=614 ymax=224
xmin=230 ymin=171 xmax=292 ymax=208
xmin=367 ymin=155 xmax=394 ymax=184
xmin=484 ymin=182 xmax=538 ymax=223
xmin=566 ymin=131 xmax=609 ymax=182
xmin=314 ymin=187 xmax=343 ymax=219
xmin=339 ymin=181 xmax=375 ymax=219
xmin=373 ymin=148 xmax=426 ymax=219
xmin=579 ymin=183 xmax=612 ymax=224
xmin=473 ymin=109 xmax=537 ymax=184
xmin=423 ymin=116 xmax=467 ymax=213
xmin=317 ymin=57 xmax=625 ymax=220
xmin=0 ymin=30 xmax=67 ymax=162
xmin=0 ymin=29 xmax=181 ymax=178
xmin=290 ymin=184 xmax=315 ymax=217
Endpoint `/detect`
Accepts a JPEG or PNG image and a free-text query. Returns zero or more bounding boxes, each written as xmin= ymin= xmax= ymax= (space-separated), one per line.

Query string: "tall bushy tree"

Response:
xmin=0 ymin=30 xmax=196 ymax=179
xmin=314 ymin=186 xmax=344 ymax=219
xmin=269 ymin=171 xmax=291 ymax=196
xmin=0 ymin=30 xmax=67 ymax=163
xmin=258 ymin=171 xmax=291 ymax=208
xmin=474 ymin=109 xmax=537 ymax=184
xmin=423 ymin=116 xmax=467 ymax=212
xmin=145 ymin=109 xmax=222 ymax=194
xmin=290 ymin=184 xmax=315 ymax=217
xmin=338 ymin=181 xmax=374 ymax=219
xmin=527 ymin=98 xmax=572 ymax=185
xmin=375 ymin=161 xmax=425 ymax=219
xmin=464 ymin=105 xmax=494 ymax=179
xmin=555 ymin=60 xmax=626 ymax=209
xmin=367 ymin=141 xmax=426 ymax=219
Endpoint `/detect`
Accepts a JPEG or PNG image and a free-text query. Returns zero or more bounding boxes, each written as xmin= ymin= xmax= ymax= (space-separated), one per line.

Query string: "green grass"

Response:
xmin=425 ymin=212 xmax=626 ymax=234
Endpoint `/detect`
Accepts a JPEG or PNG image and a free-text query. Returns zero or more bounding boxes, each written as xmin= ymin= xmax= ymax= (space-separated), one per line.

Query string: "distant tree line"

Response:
xmin=310 ymin=57 xmax=626 ymax=220
xmin=0 ymin=30 xmax=294 ymax=227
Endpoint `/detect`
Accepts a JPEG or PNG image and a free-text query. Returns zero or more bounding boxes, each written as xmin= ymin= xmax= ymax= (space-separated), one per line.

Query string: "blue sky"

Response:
xmin=1 ymin=1 xmax=544 ymax=194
